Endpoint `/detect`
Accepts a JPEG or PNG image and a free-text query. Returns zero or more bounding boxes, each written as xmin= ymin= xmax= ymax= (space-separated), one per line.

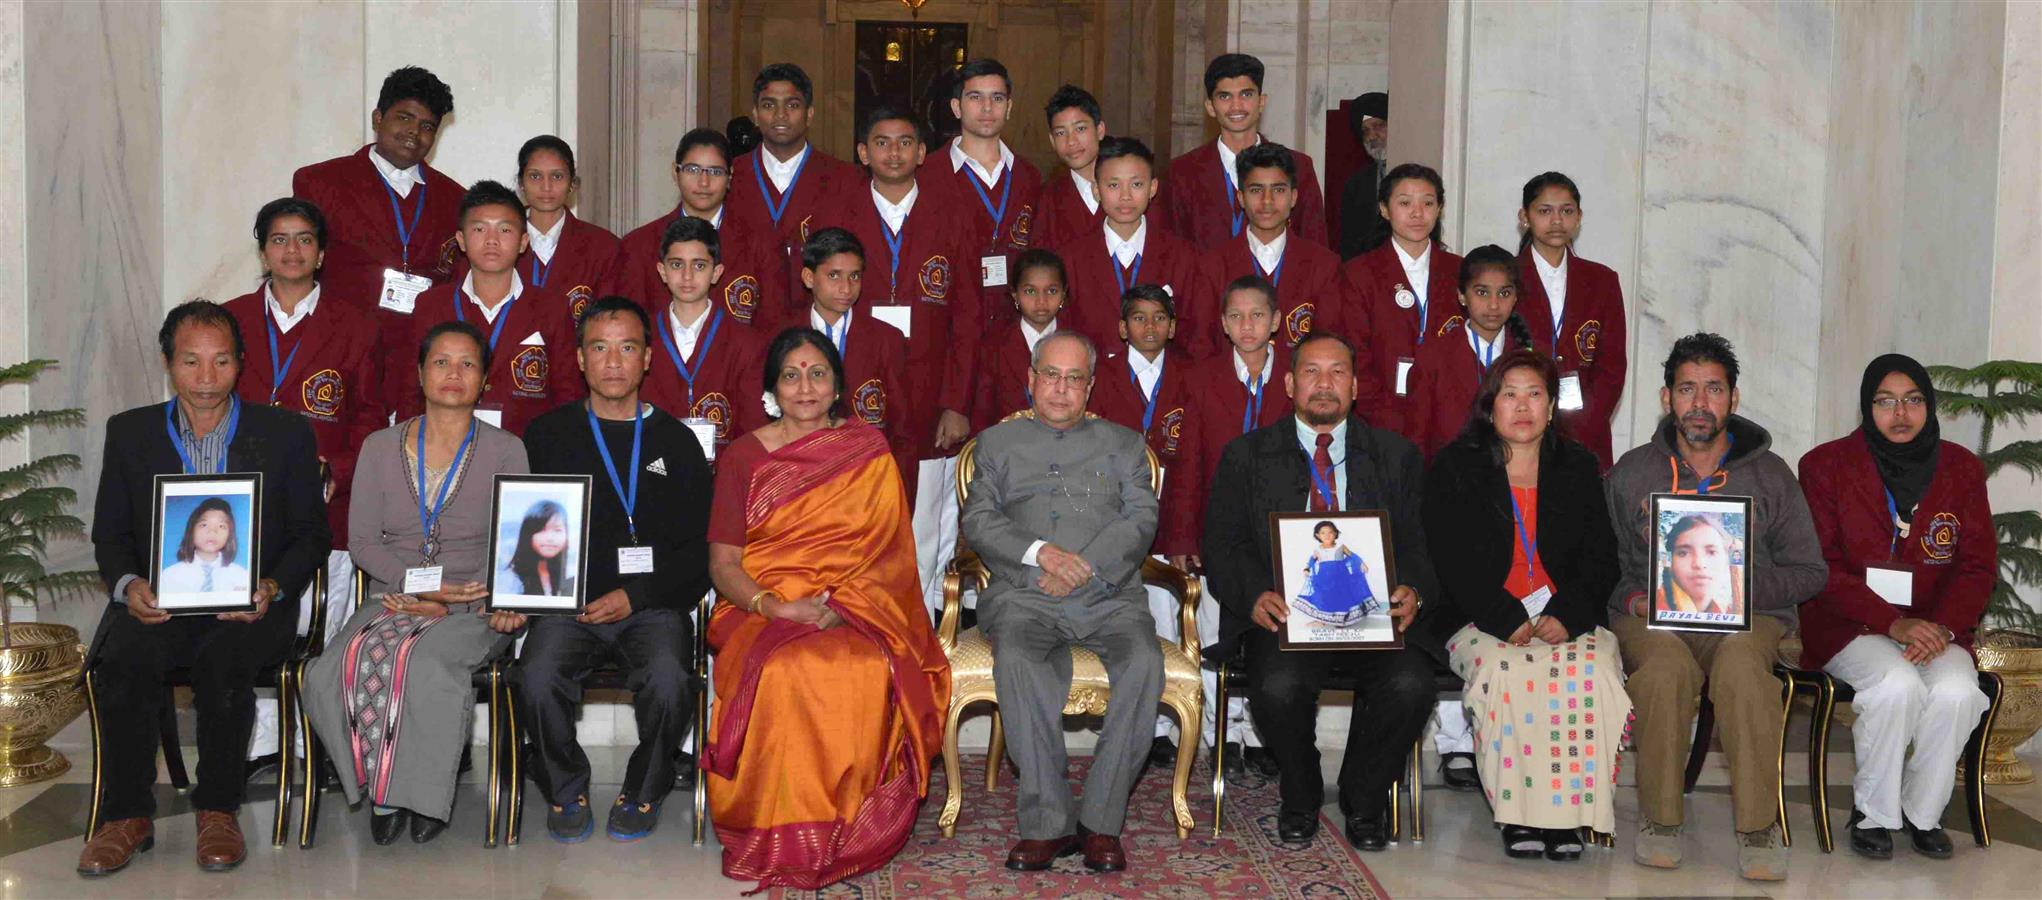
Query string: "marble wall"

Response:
xmin=0 ymin=0 xmax=25 ymax=474
xmin=1987 ymin=0 xmax=2042 ymax=528
xmin=621 ymin=0 xmax=700 ymax=231
xmin=1226 ymin=0 xmax=1391 ymax=166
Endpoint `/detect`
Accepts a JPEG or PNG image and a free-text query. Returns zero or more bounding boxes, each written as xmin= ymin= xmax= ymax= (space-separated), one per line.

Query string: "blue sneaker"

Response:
xmin=547 ymin=797 xmax=594 ymax=843
xmin=607 ymin=796 xmax=662 ymax=842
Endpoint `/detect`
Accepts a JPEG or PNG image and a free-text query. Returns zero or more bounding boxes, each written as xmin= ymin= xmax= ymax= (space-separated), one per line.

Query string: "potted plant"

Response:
xmin=1930 ymin=359 xmax=2042 ymax=784
xmin=0 ymin=358 xmax=98 ymax=786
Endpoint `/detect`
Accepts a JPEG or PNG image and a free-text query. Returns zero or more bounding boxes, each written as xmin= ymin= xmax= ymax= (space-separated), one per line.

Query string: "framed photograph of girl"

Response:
xmin=1269 ymin=510 xmax=1402 ymax=650
xmin=149 ymin=473 xmax=263 ymax=615
xmin=1647 ymin=493 xmax=1755 ymax=633
xmin=486 ymin=474 xmax=593 ymax=614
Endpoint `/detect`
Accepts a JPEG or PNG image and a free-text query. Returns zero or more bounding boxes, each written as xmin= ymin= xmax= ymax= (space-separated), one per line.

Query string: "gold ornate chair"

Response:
xmin=937 ymin=411 xmax=1203 ymax=838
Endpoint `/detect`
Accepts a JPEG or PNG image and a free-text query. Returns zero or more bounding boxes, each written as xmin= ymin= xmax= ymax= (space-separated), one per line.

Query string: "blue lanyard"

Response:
xmin=658 ymin=308 xmax=723 ymax=409
xmin=1413 ymin=290 xmax=1430 ymax=346
xmin=163 ymin=397 xmax=241 ymax=475
xmin=265 ymin=306 xmax=303 ymax=404
xmin=751 ymin=147 xmax=810 ymax=229
xmin=1218 ymin=164 xmax=1243 ymax=237
xmin=415 ymin=418 xmax=476 ymax=558
xmin=822 ymin=313 xmax=848 ymax=356
xmin=1467 ymin=327 xmax=1499 ymax=370
xmin=452 ymin=289 xmax=518 ymax=356
xmin=1304 ymin=440 xmax=1338 ymax=510
xmin=1240 ymin=373 xmax=1265 ymax=434
xmin=1884 ymin=488 xmax=1903 ymax=561
xmin=528 ymin=252 xmax=553 ymax=288
xmin=586 ymin=402 xmax=643 ymax=543
xmin=1131 ymin=355 xmax=1162 ymax=432
xmin=1112 ymin=253 xmax=1144 ymax=296
xmin=1509 ymin=488 xmax=1539 ymax=582
xmin=966 ymin=165 xmax=1013 ymax=246
xmin=380 ymin=174 xmax=427 ymax=271
xmin=880 ymin=215 xmax=906 ymax=301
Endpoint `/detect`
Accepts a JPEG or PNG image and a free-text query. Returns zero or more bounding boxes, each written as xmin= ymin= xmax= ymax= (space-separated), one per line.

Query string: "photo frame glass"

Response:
xmin=150 ymin=473 xmax=262 ymax=615
xmin=486 ymin=474 xmax=593 ymax=614
xmin=1647 ymin=492 xmax=1755 ymax=633
xmin=1270 ymin=510 xmax=1403 ymax=650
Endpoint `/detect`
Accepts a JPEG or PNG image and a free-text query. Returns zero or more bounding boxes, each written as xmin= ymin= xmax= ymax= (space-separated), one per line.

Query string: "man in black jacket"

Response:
xmin=1199 ymin=330 xmax=1438 ymax=851
xmin=84 ymin=301 xmax=330 ymax=876
xmin=498 ymin=296 xmax=713 ymax=844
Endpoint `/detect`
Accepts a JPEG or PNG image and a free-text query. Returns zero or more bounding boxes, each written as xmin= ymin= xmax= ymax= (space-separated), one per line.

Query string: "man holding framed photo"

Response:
xmin=1199 ymin=330 xmax=1438 ymax=852
xmin=1603 ymin=333 xmax=1825 ymax=881
xmin=83 ymin=301 xmax=330 ymax=876
xmin=499 ymin=296 xmax=714 ymax=843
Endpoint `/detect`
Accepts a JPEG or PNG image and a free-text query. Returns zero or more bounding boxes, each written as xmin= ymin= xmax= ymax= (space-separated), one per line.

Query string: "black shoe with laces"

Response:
xmin=1147 ymin=735 xmax=1178 ymax=768
xmin=1276 ymin=808 xmax=1318 ymax=843
xmin=1439 ymin=752 xmax=1480 ymax=792
xmin=547 ymin=796 xmax=593 ymax=844
xmin=607 ymin=796 xmax=662 ymax=842
xmin=1848 ymin=810 xmax=1893 ymax=860
xmin=1344 ymin=811 xmax=1390 ymax=851
xmin=1905 ymin=821 xmax=1953 ymax=859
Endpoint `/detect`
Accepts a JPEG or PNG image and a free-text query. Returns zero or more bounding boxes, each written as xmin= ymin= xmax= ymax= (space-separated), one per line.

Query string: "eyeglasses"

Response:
xmin=1871 ymin=395 xmax=1928 ymax=412
xmin=678 ymin=163 xmax=730 ymax=179
xmin=1032 ymin=368 xmax=1092 ymax=389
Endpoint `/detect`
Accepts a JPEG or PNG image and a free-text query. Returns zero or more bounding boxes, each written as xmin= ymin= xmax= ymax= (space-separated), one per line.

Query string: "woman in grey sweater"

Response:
xmin=302 ymin=322 xmax=530 ymax=846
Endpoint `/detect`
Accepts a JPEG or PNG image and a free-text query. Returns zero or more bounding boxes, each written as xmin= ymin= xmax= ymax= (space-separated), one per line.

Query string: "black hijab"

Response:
xmin=1859 ymin=353 xmax=1941 ymax=519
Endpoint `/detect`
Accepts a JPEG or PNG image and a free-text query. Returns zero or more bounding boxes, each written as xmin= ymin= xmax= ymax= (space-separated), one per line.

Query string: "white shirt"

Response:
xmin=760 ymin=144 xmax=810 ymax=195
xmin=1248 ymin=229 xmax=1288 ymax=276
xmin=871 ymin=183 xmax=918 ymax=234
xmin=1071 ymin=169 xmax=1100 ymax=214
xmin=1294 ymin=416 xmax=1349 ymax=509
xmin=1021 ymin=319 xmax=1056 ymax=355
xmin=1466 ymin=324 xmax=1504 ymax=370
xmin=1393 ymin=239 xmax=1433 ymax=309
xmin=948 ymin=137 xmax=1014 ymax=189
xmin=369 ymin=148 xmax=422 ymax=198
xmin=810 ymin=306 xmax=851 ymax=349
xmin=264 ymin=282 xmax=321 ymax=333
xmin=461 ymin=270 xmax=525 ymax=324
xmin=1128 ymin=346 xmax=1165 ymax=400
xmin=1105 ymin=217 xmax=1149 ymax=268
xmin=1233 ymin=347 xmax=1275 ymax=390
xmin=1215 ymin=135 xmax=1260 ymax=191
xmin=527 ymin=214 xmax=567 ymax=264
xmin=684 ymin=207 xmax=725 ymax=229
xmin=668 ymin=303 xmax=712 ymax=362
xmin=1532 ymin=248 xmax=1568 ymax=332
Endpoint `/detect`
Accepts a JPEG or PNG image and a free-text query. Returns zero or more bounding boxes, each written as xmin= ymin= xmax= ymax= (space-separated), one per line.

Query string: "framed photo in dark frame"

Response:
xmin=149 ymin=473 xmax=262 ymax=616
xmin=1647 ymin=492 xmax=1755 ymax=633
xmin=1269 ymin=510 xmax=1403 ymax=651
xmin=486 ymin=474 xmax=593 ymax=615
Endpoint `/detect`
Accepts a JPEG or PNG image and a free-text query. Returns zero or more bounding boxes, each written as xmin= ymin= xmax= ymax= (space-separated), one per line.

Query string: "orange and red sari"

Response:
xmin=704 ymin=423 xmax=950 ymax=892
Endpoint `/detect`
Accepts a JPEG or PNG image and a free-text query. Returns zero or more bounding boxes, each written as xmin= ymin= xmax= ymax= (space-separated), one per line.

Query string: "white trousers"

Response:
xmin=249 ymin=550 xmax=352 ymax=758
xmin=1823 ymin=635 xmax=1990 ymax=830
xmin=914 ymin=457 xmax=963 ymax=619
xmin=1432 ymin=699 xmax=1475 ymax=756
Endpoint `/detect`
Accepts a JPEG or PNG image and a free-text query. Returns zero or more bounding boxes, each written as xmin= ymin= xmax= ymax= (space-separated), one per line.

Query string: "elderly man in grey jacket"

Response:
xmin=962 ymin=331 xmax=1162 ymax=876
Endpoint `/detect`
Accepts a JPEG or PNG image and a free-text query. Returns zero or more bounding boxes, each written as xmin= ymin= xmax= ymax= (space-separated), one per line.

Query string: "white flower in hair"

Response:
xmin=761 ymin=391 xmax=782 ymax=419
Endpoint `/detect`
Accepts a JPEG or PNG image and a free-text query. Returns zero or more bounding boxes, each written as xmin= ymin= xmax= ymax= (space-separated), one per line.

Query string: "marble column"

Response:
xmin=621 ymin=0 xmax=700 ymax=232
xmin=0 ymin=0 xmax=27 ymax=471
xmin=1987 ymin=0 xmax=2042 ymax=548
xmin=1224 ymin=0 xmax=1390 ymax=165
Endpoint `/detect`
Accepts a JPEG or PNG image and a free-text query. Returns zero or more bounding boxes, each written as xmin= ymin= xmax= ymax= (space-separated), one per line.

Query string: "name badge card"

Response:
xmin=1520 ymin=584 xmax=1553 ymax=619
xmin=1395 ymin=357 xmax=1416 ymax=396
xmin=980 ymin=254 xmax=1009 ymax=288
xmin=474 ymin=408 xmax=504 ymax=429
xmin=403 ymin=565 xmax=443 ymax=593
xmin=379 ymin=269 xmax=432 ymax=314
xmin=1866 ymin=565 xmax=1913 ymax=607
xmin=870 ymin=305 xmax=913 ymax=340
xmin=682 ymin=417 xmax=718 ymax=462
xmin=618 ymin=546 xmax=655 ymax=575
xmin=1558 ymin=372 xmax=1585 ymax=411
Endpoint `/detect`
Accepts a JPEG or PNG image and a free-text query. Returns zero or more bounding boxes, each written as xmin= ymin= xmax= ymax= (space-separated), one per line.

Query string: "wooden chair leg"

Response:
xmin=483 ymin=667 xmax=502 ymax=849
xmin=1164 ymin=695 xmax=1199 ymax=839
xmin=1387 ymin=781 xmax=1401 ymax=843
xmin=1683 ymin=692 xmax=1714 ymax=794
xmin=692 ymin=678 xmax=709 ymax=847
xmin=985 ymin=711 xmax=1005 ymax=791
xmin=1967 ymin=671 xmax=2002 ymax=848
xmin=939 ymin=700 xmax=970 ymax=838
xmin=84 ymin=670 xmax=105 ymax=842
xmin=160 ymin=695 xmax=191 ymax=791
xmin=506 ymin=676 xmax=524 ymax=846
xmin=1210 ymin=663 xmax=1230 ymax=838
xmin=271 ymin=667 xmax=294 ymax=848
xmin=1408 ymin=736 xmax=1425 ymax=842
xmin=1808 ymin=674 xmax=1836 ymax=853
xmin=1774 ymin=673 xmax=1794 ymax=848
xmin=296 ymin=660 xmax=323 ymax=849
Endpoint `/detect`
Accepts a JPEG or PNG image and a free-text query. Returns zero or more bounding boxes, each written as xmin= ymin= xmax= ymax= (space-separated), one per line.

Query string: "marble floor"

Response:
xmin=3 ymin=731 xmax=2039 ymax=900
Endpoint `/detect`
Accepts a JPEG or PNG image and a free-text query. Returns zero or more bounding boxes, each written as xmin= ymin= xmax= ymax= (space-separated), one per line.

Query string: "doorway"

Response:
xmin=853 ymin=21 xmax=969 ymax=148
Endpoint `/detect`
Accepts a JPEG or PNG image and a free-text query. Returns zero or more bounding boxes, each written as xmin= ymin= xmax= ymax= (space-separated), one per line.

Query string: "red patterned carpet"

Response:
xmin=780 ymin=754 xmax=1390 ymax=899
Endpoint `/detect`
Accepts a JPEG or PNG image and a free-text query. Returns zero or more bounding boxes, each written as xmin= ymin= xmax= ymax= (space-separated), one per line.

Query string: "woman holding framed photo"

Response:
xmin=302 ymin=321 xmax=530 ymax=846
xmin=1419 ymin=347 xmax=1627 ymax=861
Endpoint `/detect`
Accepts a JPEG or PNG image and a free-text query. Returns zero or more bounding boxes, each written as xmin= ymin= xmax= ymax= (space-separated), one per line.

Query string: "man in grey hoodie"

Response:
xmin=1603 ymin=333 xmax=1826 ymax=881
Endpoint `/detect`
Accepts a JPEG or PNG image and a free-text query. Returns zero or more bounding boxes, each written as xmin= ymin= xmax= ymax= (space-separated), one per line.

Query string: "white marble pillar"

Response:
xmin=0 ymin=0 xmax=27 ymax=469
xmin=622 ymin=0 xmax=700 ymax=232
xmin=1988 ymin=0 xmax=2042 ymax=567
xmin=1225 ymin=0 xmax=1390 ymax=166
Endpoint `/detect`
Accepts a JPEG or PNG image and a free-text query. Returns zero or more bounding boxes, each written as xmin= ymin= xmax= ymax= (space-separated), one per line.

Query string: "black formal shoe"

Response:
xmin=1277 ymin=809 xmax=1319 ymax=843
xmin=1542 ymin=827 xmax=1584 ymax=861
xmin=1148 ymin=736 xmax=1178 ymax=768
xmin=1439 ymin=752 xmax=1480 ymax=792
xmin=1244 ymin=746 xmax=1280 ymax=777
xmin=1848 ymin=810 xmax=1893 ymax=860
xmin=1501 ymin=824 xmax=1546 ymax=859
xmin=673 ymin=750 xmax=698 ymax=791
xmin=1344 ymin=811 xmax=1390 ymax=851
xmin=1219 ymin=741 xmax=1247 ymax=779
xmin=1905 ymin=821 xmax=1953 ymax=859
xmin=410 ymin=812 xmax=450 ymax=844
xmin=1004 ymin=834 xmax=1080 ymax=871
xmin=369 ymin=810 xmax=409 ymax=846
xmin=244 ymin=752 xmax=282 ymax=783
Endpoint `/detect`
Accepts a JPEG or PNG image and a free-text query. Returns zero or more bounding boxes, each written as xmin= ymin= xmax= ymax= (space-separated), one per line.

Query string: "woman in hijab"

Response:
xmin=1795 ymin=354 xmax=1995 ymax=861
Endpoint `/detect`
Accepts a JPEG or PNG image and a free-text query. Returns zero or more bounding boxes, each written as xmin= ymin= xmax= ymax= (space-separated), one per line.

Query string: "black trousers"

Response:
xmin=1243 ymin=628 xmax=1437 ymax=817
xmin=90 ymin=607 xmax=294 ymax=820
xmin=515 ymin=608 xmax=693 ymax=807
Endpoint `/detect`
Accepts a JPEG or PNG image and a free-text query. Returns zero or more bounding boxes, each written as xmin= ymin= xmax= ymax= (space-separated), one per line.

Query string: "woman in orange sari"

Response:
xmin=704 ymin=327 xmax=951 ymax=891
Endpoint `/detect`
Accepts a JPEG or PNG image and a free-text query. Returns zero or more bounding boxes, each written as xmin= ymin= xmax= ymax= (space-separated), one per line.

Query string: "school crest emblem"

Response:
xmin=799 ymin=215 xmax=814 ymax=243
xmin=1921 ymin=512 xmax=1960 ymax=562
xmin=1159 ymin=407 xmax=1185 ymax=458
xmin=435 ymin=235 xmax=461 ymax=277
xmin=692 ymin=392 xmax=734 ymax=439
xmin=301 ymin=368 xmax=345 ymax=419
xmin=919 ymin=255 xmax=951 ymax=302
xmin=1285 ymin=303 xmax=1315 ymax=345
xmin=1011 ymin=206 xmax=1035 ymax=248
xmin=853 ymin=378 xmax=888 ymax=425
xmin=1575 ymin=319 xmax=1603 ymax=364
xmin=567 ymin=284 xmax=595 ymax=323
xmin=1438 ymin=315 xmax=1465 ymax=338
xmin=724 ymin=275 xmax=761 ymax=322
xmin=511 ymin=346 xmax=549 ymax=395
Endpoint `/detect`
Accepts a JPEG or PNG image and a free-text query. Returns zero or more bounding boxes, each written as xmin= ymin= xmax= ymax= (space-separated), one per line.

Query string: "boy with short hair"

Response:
xmin=729 ymin=63 xmax=861 ymax=252
xmin=1059 ymin=137 xmax=1202 ymax=359
xmin=1036 ymin=85 xmax=1106 ymax=253
xmin=923 ymin=58 xmax=1044 ymax=329
xmin=640 ymin=216 xmax=770 ymax=457
xmin=612 ymin=128 xmax=792 ymax=331
xmin=973 ymin=249 xmax=1067 ymax=432
xmin=801 ymin=228 xmax=916 ymax=486
xmin=1156 ymin=53 xmax=1329 ymax=250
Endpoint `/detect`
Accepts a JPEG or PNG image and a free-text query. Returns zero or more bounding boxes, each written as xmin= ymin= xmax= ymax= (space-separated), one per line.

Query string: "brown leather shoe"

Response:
xmin=195 ymin=810 xmax=246 ymax=872
xmin=77 ymin=817 xmax=154 ymax=876
xmin=1081 ymin=830 xmax=1127 ymax=873
xmin=1004 ymin=834 xmax=1080 ymax=871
